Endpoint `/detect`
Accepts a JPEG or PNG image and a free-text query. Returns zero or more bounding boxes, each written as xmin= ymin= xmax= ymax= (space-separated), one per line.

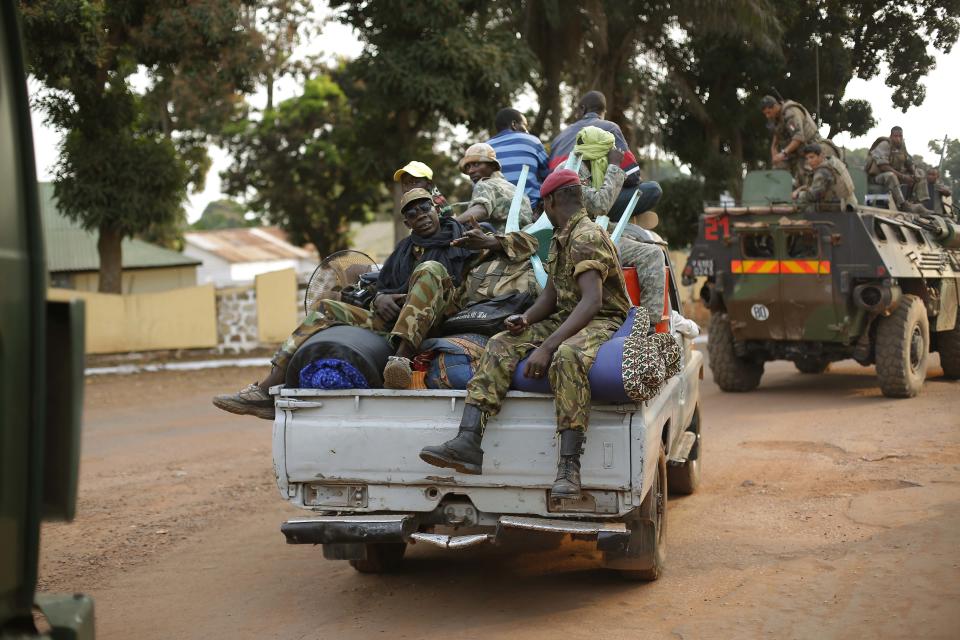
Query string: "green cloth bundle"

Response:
xmin=573 ymin=125 xmax=615 ymax=190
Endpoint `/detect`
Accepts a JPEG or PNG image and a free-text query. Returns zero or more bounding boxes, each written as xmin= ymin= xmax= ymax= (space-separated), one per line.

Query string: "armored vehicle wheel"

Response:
xmin=875 ymin=294 xmax=929 ymax=398
xmin=349 ymin=542 xmax=406 ymax=574
xmin=708 ymin=313 xmax=764 ymax=392
xmin=936 ymin=321 xmax=960 ymax=379
xmin=668 ymin=407 xmax=701 ymax=496
xmin=616 ymin=444 xmax=667 ymax=582
xmin=794 ymin=357 xmax=830 ymax=374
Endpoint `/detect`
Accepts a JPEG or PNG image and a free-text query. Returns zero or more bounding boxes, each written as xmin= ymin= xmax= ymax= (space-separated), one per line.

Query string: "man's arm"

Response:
xmin=581 ymin=147 xmax=626 ymax=217
xmin=519 ymin=270 xmax=603 ymax=379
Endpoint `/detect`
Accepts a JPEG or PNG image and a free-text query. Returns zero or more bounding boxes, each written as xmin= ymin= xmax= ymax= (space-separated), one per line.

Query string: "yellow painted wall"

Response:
xmin=69 ymin=265 xmax=198 ymax=294
xmin=255 ymin=268 xmax=298 ymax=343
xmin=48 ymin=284 xmax=218 ymax=354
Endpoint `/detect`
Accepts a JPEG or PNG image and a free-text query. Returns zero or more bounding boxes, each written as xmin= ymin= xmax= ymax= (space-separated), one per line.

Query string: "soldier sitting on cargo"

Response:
xmin=213 ymin=187 xmax=539 ymax=419
xmin=419 ymin=169 xmax=630 ymax=500
xmin=792 ymin=143 xmax=857 ymax=212
xmin=865 ymin=126 xmax=927 ymax=213
xmin=457 ymin=142 xmax=534 ymax=231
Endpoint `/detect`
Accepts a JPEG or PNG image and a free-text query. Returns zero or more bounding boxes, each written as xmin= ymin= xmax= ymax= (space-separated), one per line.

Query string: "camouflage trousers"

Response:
xmin=872 ymin=172 xmax=907 ymax=206
xmin=465 ymin=317 xmax=621 ymax=433
xmin=271 ymin=261 xmax=456 ymax=369
xmin=618 ymin=238 xmax=666 ymax=321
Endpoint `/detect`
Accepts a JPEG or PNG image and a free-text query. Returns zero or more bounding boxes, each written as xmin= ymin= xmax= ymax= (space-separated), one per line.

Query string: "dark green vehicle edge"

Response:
xmin=1 ymin=4 xmax=90 ymax=638
xmin=685 ymin=169 xmax=960 ymax=398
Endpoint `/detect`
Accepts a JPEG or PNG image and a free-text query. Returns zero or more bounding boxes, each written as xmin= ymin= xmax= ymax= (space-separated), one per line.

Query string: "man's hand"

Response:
xmin=607 ymin=147 xmax=624 ymax=166
xmin=523 ymin=345 xmax=554 ymax=379
xmin=504 ymin=314 xmax=529 ymax=335
xmin=774 ymin=151 xmax=788 ymax=164
xmin=451 ymin=218 xmax=499 ymax=250
xmin=373 ymin=293 xmax=405 ymax=323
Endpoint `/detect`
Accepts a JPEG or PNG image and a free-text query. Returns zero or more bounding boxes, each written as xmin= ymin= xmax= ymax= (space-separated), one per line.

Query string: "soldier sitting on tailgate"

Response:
xmin=915 ymin=166 xmax=952 ymax=216
xmin=792 ymin=143 xmax=858 ymax=212
xmin=419 ymin=169 xmax=631 ymax=500
xmin=761 ymin=95 xmax=839 ymax=185
xmin=212 ymin=186 xmax=539 ymax=419
xmin=457 ymin=142 xmax=534 ymax=231
xmin=865 ymin=126 xmax=927 ymax=213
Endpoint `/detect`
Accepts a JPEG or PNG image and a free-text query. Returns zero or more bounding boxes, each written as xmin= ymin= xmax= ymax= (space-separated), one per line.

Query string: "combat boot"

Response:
xmin=419 ymin=404 xmax=486 ymax=475
xmin=550 ymin=429 xmax=585 ymax=500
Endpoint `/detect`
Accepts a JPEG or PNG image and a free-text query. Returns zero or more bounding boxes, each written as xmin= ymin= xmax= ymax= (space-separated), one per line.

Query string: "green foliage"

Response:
xmin=655 ymin=0 xmax=958 ymax=199
xmin=655 ymin=177 xmax=705 ymax=249
xmin=21 ymin=0 xmax=263 ymax=291
xmin=929 ymin=137 xmax=960 ymax=183
xmin=221 ymin=75 xmax=381 ymax=257
xmin=192 ymin=199 xmax=255 ymax=230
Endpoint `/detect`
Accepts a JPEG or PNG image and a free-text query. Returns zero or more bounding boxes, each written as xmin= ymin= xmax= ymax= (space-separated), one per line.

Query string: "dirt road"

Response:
xmin=38 ymin=356 xmax=959 ymax=639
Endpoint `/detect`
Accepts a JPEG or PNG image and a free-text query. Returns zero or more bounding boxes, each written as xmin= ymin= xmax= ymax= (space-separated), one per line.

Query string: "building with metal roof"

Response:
xmin=40 ymin=182 xmax=201 ymax=294
xmin=183 ymin=227 xmax=319 ymax=287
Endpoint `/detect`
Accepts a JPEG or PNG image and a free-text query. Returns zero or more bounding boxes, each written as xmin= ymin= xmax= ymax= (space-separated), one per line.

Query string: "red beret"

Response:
xmin=540 ymin=168 xmax=581 ymax=199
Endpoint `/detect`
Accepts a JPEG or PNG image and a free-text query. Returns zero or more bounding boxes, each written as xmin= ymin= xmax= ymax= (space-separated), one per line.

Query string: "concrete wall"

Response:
xmin=255 ymin=268 xmax=299 ymax=343
xmin=65 ymin=266 xmax=198 ymax=294
xmin=48 ymin=284 xmax=218 ymax=354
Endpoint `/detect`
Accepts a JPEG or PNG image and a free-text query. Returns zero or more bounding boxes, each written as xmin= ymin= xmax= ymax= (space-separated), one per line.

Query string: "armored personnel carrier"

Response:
xmin=684 ymin=169 xmax=960 ymax=398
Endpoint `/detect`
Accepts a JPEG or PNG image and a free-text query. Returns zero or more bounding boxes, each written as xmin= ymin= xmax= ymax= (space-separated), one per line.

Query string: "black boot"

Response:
xmin=419 ymin=404 xmax=486 ymax=475
xmin=550 ymin=430 xmax=585 ymax=500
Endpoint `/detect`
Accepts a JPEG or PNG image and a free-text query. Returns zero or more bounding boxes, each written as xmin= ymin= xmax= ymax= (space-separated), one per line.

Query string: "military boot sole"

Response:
xmin=418 ymin=446 xmax=482 ymax=475
xmin=212 ymin=395 xmax=275 ymax=421
xmin=549 ymin=483 xmax=582 ymax=501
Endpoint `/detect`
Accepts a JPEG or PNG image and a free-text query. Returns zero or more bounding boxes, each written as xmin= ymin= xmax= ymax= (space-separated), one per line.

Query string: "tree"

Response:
xmin=21 ymin=0 xmax=262 ymax=292
xmin=330 ymin=0 xmax=534 ymax=240
xmin=656 ymin=177 xmax=705 ymax=249
xmin=222 ymin=75 xmax=381 ymax=257
xmin=656 ymin=1 xmax=959 ymax=198
xmin=192 ymin=200 xmax=255 ymax=230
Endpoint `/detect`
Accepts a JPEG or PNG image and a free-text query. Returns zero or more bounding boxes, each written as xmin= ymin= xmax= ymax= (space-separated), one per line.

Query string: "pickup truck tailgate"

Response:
xmin=275 ymin=389 xmax=635 ymax=493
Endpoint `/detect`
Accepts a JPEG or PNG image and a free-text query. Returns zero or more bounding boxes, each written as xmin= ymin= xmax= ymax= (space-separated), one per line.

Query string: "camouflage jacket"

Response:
xmin=578 ymin=161 xmax=625 ymax=218
xmin=469 ymin=171 xmax=533 ymax=231
xmin=774 ymin=101 xmax=821 ymax=147
xmin=805 ymin=156 xmax=856 ymax=203
xmin=866 ymin=137 xmax=914 ymax=175
xmin=547 ymin=208 xmax=630 ymax=324
xmin=458 ymin=231 xmax=540 ymax=307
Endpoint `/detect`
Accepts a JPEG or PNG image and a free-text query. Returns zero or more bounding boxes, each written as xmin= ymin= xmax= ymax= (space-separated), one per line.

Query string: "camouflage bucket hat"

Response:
xmin=459 ymin=142 xmax=502 ymax=173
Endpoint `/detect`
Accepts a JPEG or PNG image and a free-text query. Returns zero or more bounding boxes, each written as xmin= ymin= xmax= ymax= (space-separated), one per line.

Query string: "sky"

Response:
xmin=29 ymin=17 xmax=959 ymax=224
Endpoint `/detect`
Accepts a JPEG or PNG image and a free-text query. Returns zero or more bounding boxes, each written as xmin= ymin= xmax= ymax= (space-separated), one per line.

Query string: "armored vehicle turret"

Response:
xmin=684 ymin=169 xmax=960 ymax=398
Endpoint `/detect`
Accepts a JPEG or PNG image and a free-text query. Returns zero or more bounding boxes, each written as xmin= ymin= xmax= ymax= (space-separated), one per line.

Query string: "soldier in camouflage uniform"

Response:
xmin=865 ymin=126 xmax=925 ymax=212
xmin=761 ymin=95 xmax=838 ymax=185
xmin=420 ymin=169 xmax=630 ymax=501
xmin=793 ymin=143 xmax=858 ymax=212
xmin=457 ymin=142 xmax=534 ymax=230
xmin=213 ymin=188 xmax=539 ymax=418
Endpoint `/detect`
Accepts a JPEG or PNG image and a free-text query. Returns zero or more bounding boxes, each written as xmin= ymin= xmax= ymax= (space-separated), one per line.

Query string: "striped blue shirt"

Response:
xmin=487 ymin=130 xmax=550 ymax=208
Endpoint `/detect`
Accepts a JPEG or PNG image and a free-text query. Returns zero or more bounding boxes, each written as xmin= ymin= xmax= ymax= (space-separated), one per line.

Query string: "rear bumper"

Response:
xmin=281 ymin=514 xmax=630 ymax=553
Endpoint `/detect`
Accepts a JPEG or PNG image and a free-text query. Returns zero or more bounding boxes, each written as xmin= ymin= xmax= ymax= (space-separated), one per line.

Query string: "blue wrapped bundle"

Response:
xmin=299 ymin=358 xmax=370 ymax=390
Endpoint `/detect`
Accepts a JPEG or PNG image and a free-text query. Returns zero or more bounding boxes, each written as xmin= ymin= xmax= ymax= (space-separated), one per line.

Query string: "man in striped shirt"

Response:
xmin=487 ymin=108 xmax=550 ymax=210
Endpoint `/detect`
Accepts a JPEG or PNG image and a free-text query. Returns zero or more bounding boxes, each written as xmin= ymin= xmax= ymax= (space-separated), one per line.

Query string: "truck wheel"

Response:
xmin=936 ymin=318 xmax=960 ymax=379
xmin=668 ymin=407 xmax=701 ymax=496
xmin=348 ymin=543 xmax=406 ymax=574
xmin=794 ymin=357 xmax=830 ymax=374
xmin=875 ymin=294 xmax=929 ymax=398
xmin=618 ymin=444 xmax=667 ymax=582
xmin=708 ymin=313 xmax=764 ymax=392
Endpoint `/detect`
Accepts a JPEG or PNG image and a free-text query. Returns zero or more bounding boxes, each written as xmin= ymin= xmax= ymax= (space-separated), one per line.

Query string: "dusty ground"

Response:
xmin=38 ymin=354 xmax=959 ymax=640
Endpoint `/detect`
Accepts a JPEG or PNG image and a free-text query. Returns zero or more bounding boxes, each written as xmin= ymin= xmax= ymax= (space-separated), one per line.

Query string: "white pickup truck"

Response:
xmin=270 ymin=251 xmax=704 ymax=581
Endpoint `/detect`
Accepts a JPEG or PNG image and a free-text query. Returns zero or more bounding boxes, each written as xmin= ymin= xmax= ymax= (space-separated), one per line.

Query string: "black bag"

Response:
xmin=285 ymin=325 xmax=393 ymax=388
xmin=340 ymin=271 xmax=379 ymax=309
xmin=439 ymin=292 xmax=536 ymax=337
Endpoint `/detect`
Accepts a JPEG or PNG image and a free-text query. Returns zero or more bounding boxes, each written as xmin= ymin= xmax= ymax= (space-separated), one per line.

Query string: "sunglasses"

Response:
xmin=402 ymin=200 xmax=434 ymax=220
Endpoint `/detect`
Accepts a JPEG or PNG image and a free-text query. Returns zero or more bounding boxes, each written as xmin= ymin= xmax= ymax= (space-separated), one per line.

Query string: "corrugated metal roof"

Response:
xmin=39 ymin=182 xmax=201 ymax=273
xmin=183 ymin=226 xmax=317 ymax=264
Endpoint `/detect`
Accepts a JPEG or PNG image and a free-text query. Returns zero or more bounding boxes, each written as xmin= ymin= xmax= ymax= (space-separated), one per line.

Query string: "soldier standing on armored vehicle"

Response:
xmin=865 ymin=126 xmax=927 ymax=213
xmin=761 ymin=95 xmax=838 ymax=184
xmin=792 ymin=143 xmax=857 ymax=212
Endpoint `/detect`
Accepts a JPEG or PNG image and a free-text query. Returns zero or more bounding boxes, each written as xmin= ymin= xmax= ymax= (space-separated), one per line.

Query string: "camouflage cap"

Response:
xmin=399 ymin=188 xmax=433 ymax=212
xmin=459 ymin=142 xmax=502 ymax=173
